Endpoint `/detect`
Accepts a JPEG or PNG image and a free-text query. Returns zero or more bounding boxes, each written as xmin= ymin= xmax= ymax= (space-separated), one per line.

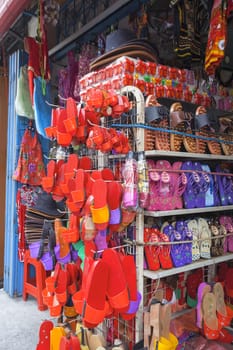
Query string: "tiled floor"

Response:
xmin=0 ymin=289 xmax=50 ymax=350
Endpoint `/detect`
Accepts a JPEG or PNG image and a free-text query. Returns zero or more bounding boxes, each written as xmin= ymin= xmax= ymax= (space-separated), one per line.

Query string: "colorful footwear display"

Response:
xmin=18 ymin=57 xmax=233 ymax=350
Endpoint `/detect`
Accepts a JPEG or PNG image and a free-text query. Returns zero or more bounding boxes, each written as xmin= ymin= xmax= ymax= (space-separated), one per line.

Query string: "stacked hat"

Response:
xmin=25 ymin=191 xmax=66 ymax=245
xmin=90 ymin=29 xmax=159 ymax=71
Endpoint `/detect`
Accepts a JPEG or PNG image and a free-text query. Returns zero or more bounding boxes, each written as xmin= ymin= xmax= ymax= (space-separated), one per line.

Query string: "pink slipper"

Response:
xmin=154 ymin=159 xmax=173 ymax=211
xmin=170 ymin=161 xmax=187 ymax=210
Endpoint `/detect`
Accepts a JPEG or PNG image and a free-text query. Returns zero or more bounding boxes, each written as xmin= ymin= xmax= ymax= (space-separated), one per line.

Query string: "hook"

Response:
xmin=58 ymin=94 xmax=79 ymax=103
xmin=45 ymin=100 xmax=64 ymax=108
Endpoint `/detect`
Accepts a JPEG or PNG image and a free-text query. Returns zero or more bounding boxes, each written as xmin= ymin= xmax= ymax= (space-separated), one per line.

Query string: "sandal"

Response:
xmin=145 ymin=95 xmax=170 ymax=151
xmin=192 ymin=161 xmax=210 ymax=208
xmin=176 ymin=220 xmax=192 ymax=265
xmin=202 ymin=292 xmax=220 ymax=340
xmin=219 ymin=215 xmax=233 ymax=252
xmin=201 ymin=164 xmax=214 ymax=207
xmin=169 ymin=102 xmax=192 ymax=152
xmin=137 ymin=151 xmax=149 ymax=209
xmin=194 ymin=106 xmax=222 ymax=155
xmin=209 ymin=221 xmax=221 ymax=257
xmin=198 ymin=218 xmax=211 ymax=259
xmin=196 ymin=282 xmax=211 ymax=328
xmin=213 ymin=282 xmax=233 ymax=328
xmin=218 ymin=223 xmax=227 ymax=255
xmin=219 ymin=116 xmax=233 ymax=156
xmin=181 ymin=161 xmax=201 ymax=209
xmin=154 ymin=159 xmax=173 ymax=211
xmin=187 ymin=219 xmax=200 ymax=261
xmin=216 ymin=164 xmax=233 ymax=206
xmin=146 ymin=159 xmax=160 ymax=211
xmin=170 ymin=161 xmax=187 ymax=210
xmin=164 ymin=224 xmax=185 ymax=268
xmin=144 ymin=228 xmax=160 ymax=271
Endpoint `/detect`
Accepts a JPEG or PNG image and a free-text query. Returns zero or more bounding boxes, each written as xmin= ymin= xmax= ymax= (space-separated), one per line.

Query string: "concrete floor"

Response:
xmin=1 ymin=288 xmax=233 ymax=350
xmin=0 ymin=288 xmax=50 ymax=350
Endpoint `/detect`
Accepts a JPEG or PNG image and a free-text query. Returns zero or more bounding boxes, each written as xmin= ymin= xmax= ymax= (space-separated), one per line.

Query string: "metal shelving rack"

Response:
xmin=121 ymin=86 xmax=233 ymax=343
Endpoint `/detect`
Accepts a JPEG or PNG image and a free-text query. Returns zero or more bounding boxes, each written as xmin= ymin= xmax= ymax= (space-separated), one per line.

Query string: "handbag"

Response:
xmin=13 ymin=125 xmax=45 ymax=186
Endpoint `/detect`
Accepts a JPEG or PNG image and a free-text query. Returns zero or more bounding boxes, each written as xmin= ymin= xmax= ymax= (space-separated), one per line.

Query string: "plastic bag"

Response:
xmin=15 ymin=65 xmax=34 ymax=119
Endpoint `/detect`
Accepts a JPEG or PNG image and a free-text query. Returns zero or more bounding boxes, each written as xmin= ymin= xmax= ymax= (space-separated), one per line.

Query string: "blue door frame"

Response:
xmin=4 ymin=50 xmax=27 ymax=296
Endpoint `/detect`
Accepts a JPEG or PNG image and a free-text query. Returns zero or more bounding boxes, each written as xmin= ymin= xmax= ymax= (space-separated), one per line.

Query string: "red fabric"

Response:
xmin=13 ymin=128 xmax=45 ymax=186
xmin=25 ymin=36 xmax=50 ymax=102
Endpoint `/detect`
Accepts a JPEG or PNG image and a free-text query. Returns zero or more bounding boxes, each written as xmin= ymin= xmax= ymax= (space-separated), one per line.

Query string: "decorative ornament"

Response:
xmin=44 ymin=0 xmax=60 ymax=26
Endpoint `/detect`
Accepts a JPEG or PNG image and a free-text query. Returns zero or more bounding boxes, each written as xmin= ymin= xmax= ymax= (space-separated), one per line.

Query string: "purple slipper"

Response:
xmin=124 ymin=291 xmax=142 ymax=314
xmin=192 ymin=161 xmax=210 ymax=208
xmin=163 ymin=224 xmax=185 ymax=267
xmin=216 ymin=165 xmax=233 ymax=206
xmin=94 ymin=229 xmax=108 ymax=253
xmin=54 ymin=245 xmax=71 ymax=264
xmin=29 ymin=241 xmax=40 ymax=259
xmin=176 ymin=220 xmax=192 ymax=265
xmin=201 ymin=164 xmax=214 ymax=207
xmin=196 ymin=282 xmax=211 ymax=328
xmin=40 ymin=251 xmax=54 ymax=271
xmin=212 ymin=173 xmax=221 ymax=207
xmin=181 ymin=161 xmax=200 ymax=209
xmin=109 ymin=208 xmax=121 ymax=225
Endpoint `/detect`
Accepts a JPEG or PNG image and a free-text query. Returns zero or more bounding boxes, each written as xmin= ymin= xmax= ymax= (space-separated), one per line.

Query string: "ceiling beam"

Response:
xmin=49 ymin=0 xmax=147 ymax=59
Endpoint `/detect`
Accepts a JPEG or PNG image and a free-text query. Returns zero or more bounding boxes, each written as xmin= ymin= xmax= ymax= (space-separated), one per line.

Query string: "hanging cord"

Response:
xmin=111 ymin=123 xmax=233 ymax=146
xmin=37 ymin=0 xmax=47 ymax=95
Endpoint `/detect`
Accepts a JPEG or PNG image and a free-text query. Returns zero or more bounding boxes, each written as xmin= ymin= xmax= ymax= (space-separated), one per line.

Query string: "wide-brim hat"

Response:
xmin=28 ymin=190 xmax=65 ymax=218
xmin=90 ymin=29 xmax=159 ymax=71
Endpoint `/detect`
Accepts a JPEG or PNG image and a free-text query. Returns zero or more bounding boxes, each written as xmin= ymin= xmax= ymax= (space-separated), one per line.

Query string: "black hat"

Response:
xmin=90 ymin=29 xmax=159 ymax=71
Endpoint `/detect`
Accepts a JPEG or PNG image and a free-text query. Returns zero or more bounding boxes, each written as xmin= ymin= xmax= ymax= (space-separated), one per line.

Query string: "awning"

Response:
xmin=0 ymin=0 xmax=31 ymax=39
